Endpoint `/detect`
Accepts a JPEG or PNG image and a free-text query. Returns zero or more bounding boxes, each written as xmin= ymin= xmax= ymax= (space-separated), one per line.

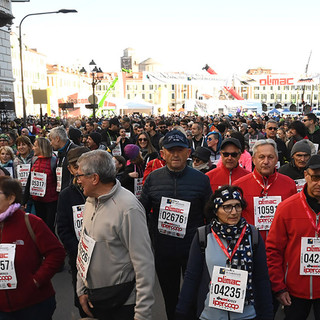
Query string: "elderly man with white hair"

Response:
xmin=234 ymin=139 xmax=297 ymax=242
xmin=76 ymin=150 xmax=155 ymax=320
xmin=49 ymin=126 xmax=77 ymax=192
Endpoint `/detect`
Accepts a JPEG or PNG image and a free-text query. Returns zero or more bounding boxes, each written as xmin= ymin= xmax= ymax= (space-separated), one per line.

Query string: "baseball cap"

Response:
xmin=221 ymin=138 xmax=242 ymax=150
xmin=306 ymin=154 xmax=320 ymax=170
xmin=162 ymin=130 xmax=189 ymax=149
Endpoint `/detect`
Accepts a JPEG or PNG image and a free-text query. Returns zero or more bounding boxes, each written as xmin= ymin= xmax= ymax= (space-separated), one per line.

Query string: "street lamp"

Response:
xmin=80 ymin=60 xmax=104 ymax=120
xmin=19 ymin=9 xmax=78 ymax=126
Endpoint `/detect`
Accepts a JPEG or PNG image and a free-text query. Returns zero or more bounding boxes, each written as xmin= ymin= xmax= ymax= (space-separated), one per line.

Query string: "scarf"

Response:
xmin=0 ymin=203 xmax=21 ymax=222
xmin=211 ymin=217 xmax=254 ymax=305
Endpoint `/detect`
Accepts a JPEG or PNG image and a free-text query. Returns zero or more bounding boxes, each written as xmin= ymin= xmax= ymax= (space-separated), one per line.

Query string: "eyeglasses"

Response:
xmin=221 ymin=152 xmax=240 ymax=158
xmin=267 ymin=127 xmax=277 ymax=131
xmin=221 ymin=203 xmax=242 ymax=213
xmin=159 ymin=126 xmax=166 ymax=129
xmin=75 ymin=173 xmax=95 ymax=179
xmin=306 ymin=171 xmax=320 ymax=182
xmin=138 ymin=138 xmax=147 ymax=142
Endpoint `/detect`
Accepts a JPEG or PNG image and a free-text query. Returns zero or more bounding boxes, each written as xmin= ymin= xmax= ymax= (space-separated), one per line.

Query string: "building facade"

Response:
xmin=0 ymin=0 xmax=15 ymax=120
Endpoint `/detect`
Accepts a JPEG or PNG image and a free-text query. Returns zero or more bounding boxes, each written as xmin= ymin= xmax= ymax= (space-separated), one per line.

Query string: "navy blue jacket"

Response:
xmin=140 ymin=165 xmax=212 ymax=257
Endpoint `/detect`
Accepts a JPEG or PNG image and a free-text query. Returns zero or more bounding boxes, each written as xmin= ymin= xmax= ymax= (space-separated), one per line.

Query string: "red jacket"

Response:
xmin=0 ymin=209 xmax=65 ymax=312
xmin=206 ymin=164 xmax=250 ymax=193
xmin=31 ymin=157 xmax=58 ymax=203
xmin=142 ymin=158 xmax=166 ymax=184
xmin=234 ymin=169 xmax=297 ymax=241
xmin=266 ymin=188 xmax=320 ymax=299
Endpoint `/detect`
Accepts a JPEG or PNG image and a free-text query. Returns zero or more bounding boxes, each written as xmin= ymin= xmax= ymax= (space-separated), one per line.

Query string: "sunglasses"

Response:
xmin=221 ymin=152 xmax=240 ymax=158
xmin=302 ymin=119 xmax=309 ymax=122
xmin=267 ymin=127 xmax=277 ymax=131
xmin=207 ymin=137 xmax=215 ymax=141
xmin=193 ymin=158 xmax=202 ymax=164
xmin=247 ymin=126 xmax=251 ymax=129
xmin=138 ymin=138 xmax=147 ymax=142
xmin=159 ymin=126 xmax=166 ymax=129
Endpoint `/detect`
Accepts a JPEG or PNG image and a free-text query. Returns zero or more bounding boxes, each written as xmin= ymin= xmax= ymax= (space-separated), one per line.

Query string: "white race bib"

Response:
xmin=72 ymin=205 xmax=84 ymax=241
xmin=209 ymin=266 xmax=248 ymax=313
xmin=134 ymin=178 xmax=143 ymax=199
xmin=17 ymin=164 xmax=31 ymax=187
xmin=0 ymin=244 xmax=17 ymax=290
xmin=125 ymin=132 xmax=131 ymax=139
xmin=30 ymin=172 xmax=47 ymax=197
xmin=77 ymin=230 xmax=96 ymax=282
xmin=112 ymin=144 xmax=122 ymax=156
xmin=300 ymin=237 xmax=320 ymax=275
xmin=249 ymin=139 xmax=257 ymax=152
xmin=158 ymin=197 xmax=191 ymax=238
xmin=295 ymin=179 xmax=306 ymax=193
xmin=314 ymin=143 xmax=319 ymax=154
xmin=254 ymin=196 xmax=281 ymax=230
xmin=56 ymin=167 xmax=63 ymax=192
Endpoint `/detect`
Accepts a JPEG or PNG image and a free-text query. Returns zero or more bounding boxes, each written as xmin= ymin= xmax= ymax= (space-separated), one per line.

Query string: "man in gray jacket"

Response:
xmin=76 ymin=150 xmax=155 ymax=320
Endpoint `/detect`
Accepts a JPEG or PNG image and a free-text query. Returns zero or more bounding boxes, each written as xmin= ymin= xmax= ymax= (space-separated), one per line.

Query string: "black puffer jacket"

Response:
xmin=140 ymin=165 xmax=212 ymax=256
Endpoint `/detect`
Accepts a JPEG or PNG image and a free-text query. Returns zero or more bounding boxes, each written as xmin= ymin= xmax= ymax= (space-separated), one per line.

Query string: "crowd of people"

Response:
xmin=0 ymin=110 xmax=319 ymax=320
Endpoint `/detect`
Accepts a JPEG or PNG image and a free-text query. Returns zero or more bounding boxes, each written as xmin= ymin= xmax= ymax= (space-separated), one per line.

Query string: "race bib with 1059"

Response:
xmin=158 ymin=197 xmax=191 ymax=238
xmin=30 ymin=172 xmax=47 ymax=197
xmin=76 ymin=230 xmax=96 ymax=283
xmin=300 ymin=237 xmax=320 ymax=276
xmin=254 ymin=196 xmax=281 ymax=230
xmin=17 ymin=164 xmax=31 ymax=186
xmin=72 ymin=205 xmax=84 ymax=241
xmin=0 ymin=244 xmax=17 ymax=290
xmin=209 ymin=266 xmax=248 ymax=313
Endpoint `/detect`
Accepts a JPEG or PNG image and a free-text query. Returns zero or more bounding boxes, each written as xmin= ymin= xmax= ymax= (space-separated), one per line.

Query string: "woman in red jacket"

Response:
xmin=24 ymin=137 xmax=58 ymax=233
xmin=0 ymin=176 xmax=65 ymax=319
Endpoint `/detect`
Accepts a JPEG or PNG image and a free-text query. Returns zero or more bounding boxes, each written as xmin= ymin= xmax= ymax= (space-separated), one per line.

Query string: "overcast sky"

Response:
xmin=11 ymin=0 xmax=320 ymax=77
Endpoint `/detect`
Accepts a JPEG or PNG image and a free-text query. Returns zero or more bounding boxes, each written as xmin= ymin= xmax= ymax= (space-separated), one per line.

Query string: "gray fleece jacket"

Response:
xmin=76 ymin=180 xmax=155 ymax=320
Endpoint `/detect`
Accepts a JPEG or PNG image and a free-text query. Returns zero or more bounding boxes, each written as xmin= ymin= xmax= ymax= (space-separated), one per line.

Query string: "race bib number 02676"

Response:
xmin=158 ymin=197 xmax=190 ymax=238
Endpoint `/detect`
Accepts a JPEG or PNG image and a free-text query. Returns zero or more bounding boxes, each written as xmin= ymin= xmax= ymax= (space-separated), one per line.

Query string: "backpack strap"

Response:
xmin=197 ymin=225 xmax=210 ymax=254
xmin=24 ymin=213 xmax=36 ymax=244
xmin=249 ymin=224 xmax=259 ymax=253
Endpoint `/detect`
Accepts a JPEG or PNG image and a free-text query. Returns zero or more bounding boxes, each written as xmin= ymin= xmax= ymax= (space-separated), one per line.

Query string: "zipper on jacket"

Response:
xmin=229 ymin=170 xmax=232 ymax=185
xmin=174 ymin=176 xmax=177 ymax=198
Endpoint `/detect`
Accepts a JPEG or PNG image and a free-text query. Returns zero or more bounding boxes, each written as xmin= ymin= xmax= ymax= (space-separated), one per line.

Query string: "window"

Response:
xmin=172 ymin=93 xmax=175 ymax=99
xmin=254 ymin=87 xmax=259 ymax=90
xmin=172 ymin=85 xmax=175 ymax=90
xmin=254 ymin=94 xmax=260 ymax=99
xmin=314 ymin=95 xmax=318 ymax=100
xmin=307 ymin=94 xmax=311 ymax=100
xmin=291 ymin=94 xmax=296 ymax=101
xmin=127 ymin=94 xmax=130 ymax=99
xmin=149 ymin=85 xmax=153 ymax=90
xmin=127 ymin=85 xmax=130 ymax=90
xmin=142 ymin=94 xmax=145 ymax=99
xmin=284 ymin=94 xmax=287 ymax=100
xmin=149 ymin=94 xmax=152 ymax=99
xmin=278 ymin=86 xmax=281 ymax=90
xmin=142 ymin=85 xmax=145 ymax=90
xmin=271 ymin=94 xmax=275 ymax=99
xmin=277 ymin=94 xmax=282 ymax=100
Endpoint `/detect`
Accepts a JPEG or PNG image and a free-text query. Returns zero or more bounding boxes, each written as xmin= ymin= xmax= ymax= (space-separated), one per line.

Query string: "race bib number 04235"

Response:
xmin=209 ymin=267 xmax=248 ymax=314
xmin=300 ymin=237 xmax=320 ymax=275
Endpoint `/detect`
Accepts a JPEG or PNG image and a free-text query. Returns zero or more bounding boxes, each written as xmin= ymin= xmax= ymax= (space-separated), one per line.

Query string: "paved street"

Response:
xmin=52 ymin=263 xmax=314 ymax=320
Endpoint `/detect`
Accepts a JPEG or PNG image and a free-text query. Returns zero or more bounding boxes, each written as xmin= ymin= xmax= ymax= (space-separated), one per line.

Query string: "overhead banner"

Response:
xmin=143 ymin=72 xmax=227 ymax=86
xmin=236 ymin=74 xmax=320 ymax=87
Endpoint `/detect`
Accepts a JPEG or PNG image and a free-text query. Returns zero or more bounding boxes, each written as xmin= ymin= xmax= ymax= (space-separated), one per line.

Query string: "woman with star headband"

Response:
xmin=175 ymin=185 xmax=273 ymax=320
